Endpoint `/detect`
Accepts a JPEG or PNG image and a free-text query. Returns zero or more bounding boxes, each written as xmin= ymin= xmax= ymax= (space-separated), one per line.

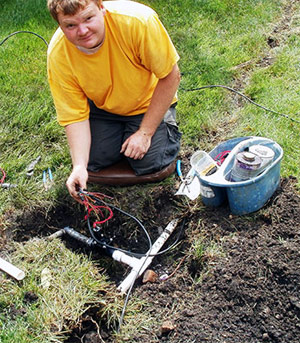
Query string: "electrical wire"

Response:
xmin=119 ymin=218 xmax=186 ymax=258
xmin=0 ymin=31 xmax=48 ymax=47
xmin=79 ymin=190 xmax=153 ymax=255
xmin=78 ymin=190 xmax=186 ymax=333
xmin=84 ymin=193 xmax=185 ymax=258
xmin=79 ymin=189 xmax=186 ymax=258
xmin=181 ymin=84 xmax=300 ymax=124
xmin=0 ymin=167 xmax=6 ymax=184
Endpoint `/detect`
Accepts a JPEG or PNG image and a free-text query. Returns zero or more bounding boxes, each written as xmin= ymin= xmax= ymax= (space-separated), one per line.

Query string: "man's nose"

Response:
xmin=77 ymin=24 xmax=88 ymax=36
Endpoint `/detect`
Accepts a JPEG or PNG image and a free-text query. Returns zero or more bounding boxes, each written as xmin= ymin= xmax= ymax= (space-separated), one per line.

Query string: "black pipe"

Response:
xmin=63 ymin=226 xmax=115 ymax=256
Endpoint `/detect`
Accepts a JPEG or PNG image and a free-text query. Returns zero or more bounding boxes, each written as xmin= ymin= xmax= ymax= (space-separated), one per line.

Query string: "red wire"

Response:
xmin=81 ymin=192 xmax=114 ymax=228
xmin=92 ymin=206 xmax=113 ymax=227
xmin=214 ymin=150 xmax=231 ymax=166
xmin=0 ymin=167 xmax=6 ymax=184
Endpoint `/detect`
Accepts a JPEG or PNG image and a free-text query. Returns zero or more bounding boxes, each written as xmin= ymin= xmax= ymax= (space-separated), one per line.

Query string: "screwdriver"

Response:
xmin=176 ymin=160 xmax=191 ymax=192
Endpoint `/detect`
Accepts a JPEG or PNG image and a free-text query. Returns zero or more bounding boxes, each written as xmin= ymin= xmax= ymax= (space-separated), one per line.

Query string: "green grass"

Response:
xmin=144 ymin=0 xmax=300 ymax=157
xmin=168 ymin=0 xmax=300 ymax=179
xmin=1 ymin=0 xmax=300 ymax=341
xmin=0 ymin=239 xmax=112 ymax=342
xmin=234 ymin=34 xmax=300 ymax=176
xmin=0 ymin=238 xmax=151 ymax=343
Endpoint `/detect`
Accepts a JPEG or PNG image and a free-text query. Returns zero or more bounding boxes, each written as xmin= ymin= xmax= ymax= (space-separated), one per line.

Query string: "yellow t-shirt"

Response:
xmin=47 ymin=0 xmax=180 ymax=126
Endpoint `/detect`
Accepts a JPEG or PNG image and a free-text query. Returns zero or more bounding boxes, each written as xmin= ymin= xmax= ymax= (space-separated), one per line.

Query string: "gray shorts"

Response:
xmin=88 ymin=101 xmax=182 ymax=175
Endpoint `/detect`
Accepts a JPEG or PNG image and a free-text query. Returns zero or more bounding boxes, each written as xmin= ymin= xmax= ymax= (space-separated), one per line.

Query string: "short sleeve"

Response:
xmin=47 ymin=53 xmax=90 ymax=126
xmin=138 ymin=13 xmax=179 ymax=79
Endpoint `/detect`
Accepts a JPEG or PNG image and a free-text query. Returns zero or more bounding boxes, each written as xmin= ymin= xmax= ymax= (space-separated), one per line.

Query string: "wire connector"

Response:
xmin=43 ymin=168 xmax=54 ymax=190
xmin=1 ymin=183 xmax=17 ymax=189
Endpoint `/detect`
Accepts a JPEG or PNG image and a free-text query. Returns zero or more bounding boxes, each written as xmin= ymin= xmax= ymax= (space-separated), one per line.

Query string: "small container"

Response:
xmin=249 ymin=145 xmax=275 ymax=171
xmin=190 ymin=151 xmax=218 ymax=177
xmin=191 ymin=151 xmax=225 ymax=206
xmin=231 ymin=151 xmax=262 ymax=182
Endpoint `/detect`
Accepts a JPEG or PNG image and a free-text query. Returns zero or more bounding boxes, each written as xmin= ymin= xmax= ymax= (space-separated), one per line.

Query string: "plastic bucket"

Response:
xmin=197 ymin=136 xmax=283 ymax=215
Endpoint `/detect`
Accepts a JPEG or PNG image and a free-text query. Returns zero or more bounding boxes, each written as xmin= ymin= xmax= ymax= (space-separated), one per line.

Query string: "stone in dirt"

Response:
xmin=142 ymin=269 xmax=158 ymax=284
xmin=161 ymin=320 xmax=175 ymax=334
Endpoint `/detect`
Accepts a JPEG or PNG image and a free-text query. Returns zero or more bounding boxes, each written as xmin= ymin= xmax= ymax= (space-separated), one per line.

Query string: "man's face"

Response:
xmin=57 ymin=1 xmax=105 ymax=49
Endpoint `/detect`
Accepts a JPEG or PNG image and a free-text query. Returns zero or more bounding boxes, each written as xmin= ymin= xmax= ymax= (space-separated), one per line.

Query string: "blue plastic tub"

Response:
xmin=198 ymin=136 xmax=283 ymax=215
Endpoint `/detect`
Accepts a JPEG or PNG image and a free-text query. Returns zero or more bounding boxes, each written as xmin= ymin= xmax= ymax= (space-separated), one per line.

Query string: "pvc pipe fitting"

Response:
xmin=0 ymin=257 xmax=25 ymax=280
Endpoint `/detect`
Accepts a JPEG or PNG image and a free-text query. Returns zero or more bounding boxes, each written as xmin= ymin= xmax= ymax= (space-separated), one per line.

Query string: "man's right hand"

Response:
xmin=65 ymin=120 xmax=91 ymax=203
xmin=120 ymin=129 xmax=152 ymax=160
xmin=66 ymin=165 xmax=88 ymax=203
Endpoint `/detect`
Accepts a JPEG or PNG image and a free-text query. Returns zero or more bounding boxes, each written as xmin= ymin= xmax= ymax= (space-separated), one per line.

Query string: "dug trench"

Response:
xmin=1 ymin=175 xmax=300 ymax=342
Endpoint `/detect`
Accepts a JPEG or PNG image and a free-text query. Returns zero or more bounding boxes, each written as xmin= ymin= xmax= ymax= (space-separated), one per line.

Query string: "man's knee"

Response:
xmin=128 ymin=122 xmax=182 ymax=175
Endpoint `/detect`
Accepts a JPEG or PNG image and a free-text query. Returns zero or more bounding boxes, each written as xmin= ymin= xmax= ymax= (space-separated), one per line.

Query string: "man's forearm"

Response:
xmin=139 ymin=63 xmax=181 ymax=137
xmin=120 ymin=63 xmax=180 ymax=160
xmin=65 ymin=119 xmax=91 ymax=168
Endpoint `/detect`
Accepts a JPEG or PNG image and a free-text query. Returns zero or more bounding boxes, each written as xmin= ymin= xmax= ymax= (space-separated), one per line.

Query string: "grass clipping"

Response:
xmin=0 ymin=238 xmax=113 ymax=341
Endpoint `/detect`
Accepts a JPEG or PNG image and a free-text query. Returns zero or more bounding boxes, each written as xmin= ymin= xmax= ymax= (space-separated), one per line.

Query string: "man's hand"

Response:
xmin=120 ymin=129 xmax=152 ymax=160
xmin=66 ymin=165 xmax=88 ymax=203
xmin=120 ymin=64 xmax=180 ymax=161
xmin=65 ymin=120 xmax=91 ymax=202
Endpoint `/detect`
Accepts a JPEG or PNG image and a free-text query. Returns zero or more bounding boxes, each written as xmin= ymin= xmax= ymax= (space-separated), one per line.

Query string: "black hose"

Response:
xmin=181 ymin=84 xmax=300 ymax=124
xmin=0 ymin=31 xmax=48 ymax=47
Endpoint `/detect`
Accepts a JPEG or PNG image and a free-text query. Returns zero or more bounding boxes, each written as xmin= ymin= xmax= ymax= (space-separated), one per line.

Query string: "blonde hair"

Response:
xmin=47 ymin=0 xmax=101 ymax=22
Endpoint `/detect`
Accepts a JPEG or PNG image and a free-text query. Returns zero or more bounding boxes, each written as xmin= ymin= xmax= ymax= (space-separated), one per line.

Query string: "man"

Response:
xmin=47 ymin=0 xmax=181 ymax=202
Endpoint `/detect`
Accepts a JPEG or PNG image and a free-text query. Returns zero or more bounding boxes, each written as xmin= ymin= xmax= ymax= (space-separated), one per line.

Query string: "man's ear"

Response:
xmin=100 ymin=3 xmax=106 ymax=14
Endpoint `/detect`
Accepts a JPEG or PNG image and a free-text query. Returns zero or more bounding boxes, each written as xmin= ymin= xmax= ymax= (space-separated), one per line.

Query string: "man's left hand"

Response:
xmin=120 ymin=130 xmax=152 ymax=160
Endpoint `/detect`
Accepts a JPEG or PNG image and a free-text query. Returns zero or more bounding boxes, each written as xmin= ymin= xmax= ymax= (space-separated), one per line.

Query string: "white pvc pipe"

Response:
xmin=0 ymin=257 xmax=25 ymax=280
xmin=117 ymin=219 xmax=179 ymax=294
xmin=112 ymin=250 xmax=140 ymax=268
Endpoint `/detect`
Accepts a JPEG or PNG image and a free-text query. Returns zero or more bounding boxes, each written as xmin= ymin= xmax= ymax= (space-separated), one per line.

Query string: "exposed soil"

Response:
xmin=130 ymin=176 xmax=300 ymax=343
xmin=2 ymin=176 xmax=300 ymax=343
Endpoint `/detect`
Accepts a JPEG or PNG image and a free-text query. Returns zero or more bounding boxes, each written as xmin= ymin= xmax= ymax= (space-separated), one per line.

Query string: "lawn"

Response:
xmin=1 ymin=0 xmax=300 ymax=342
